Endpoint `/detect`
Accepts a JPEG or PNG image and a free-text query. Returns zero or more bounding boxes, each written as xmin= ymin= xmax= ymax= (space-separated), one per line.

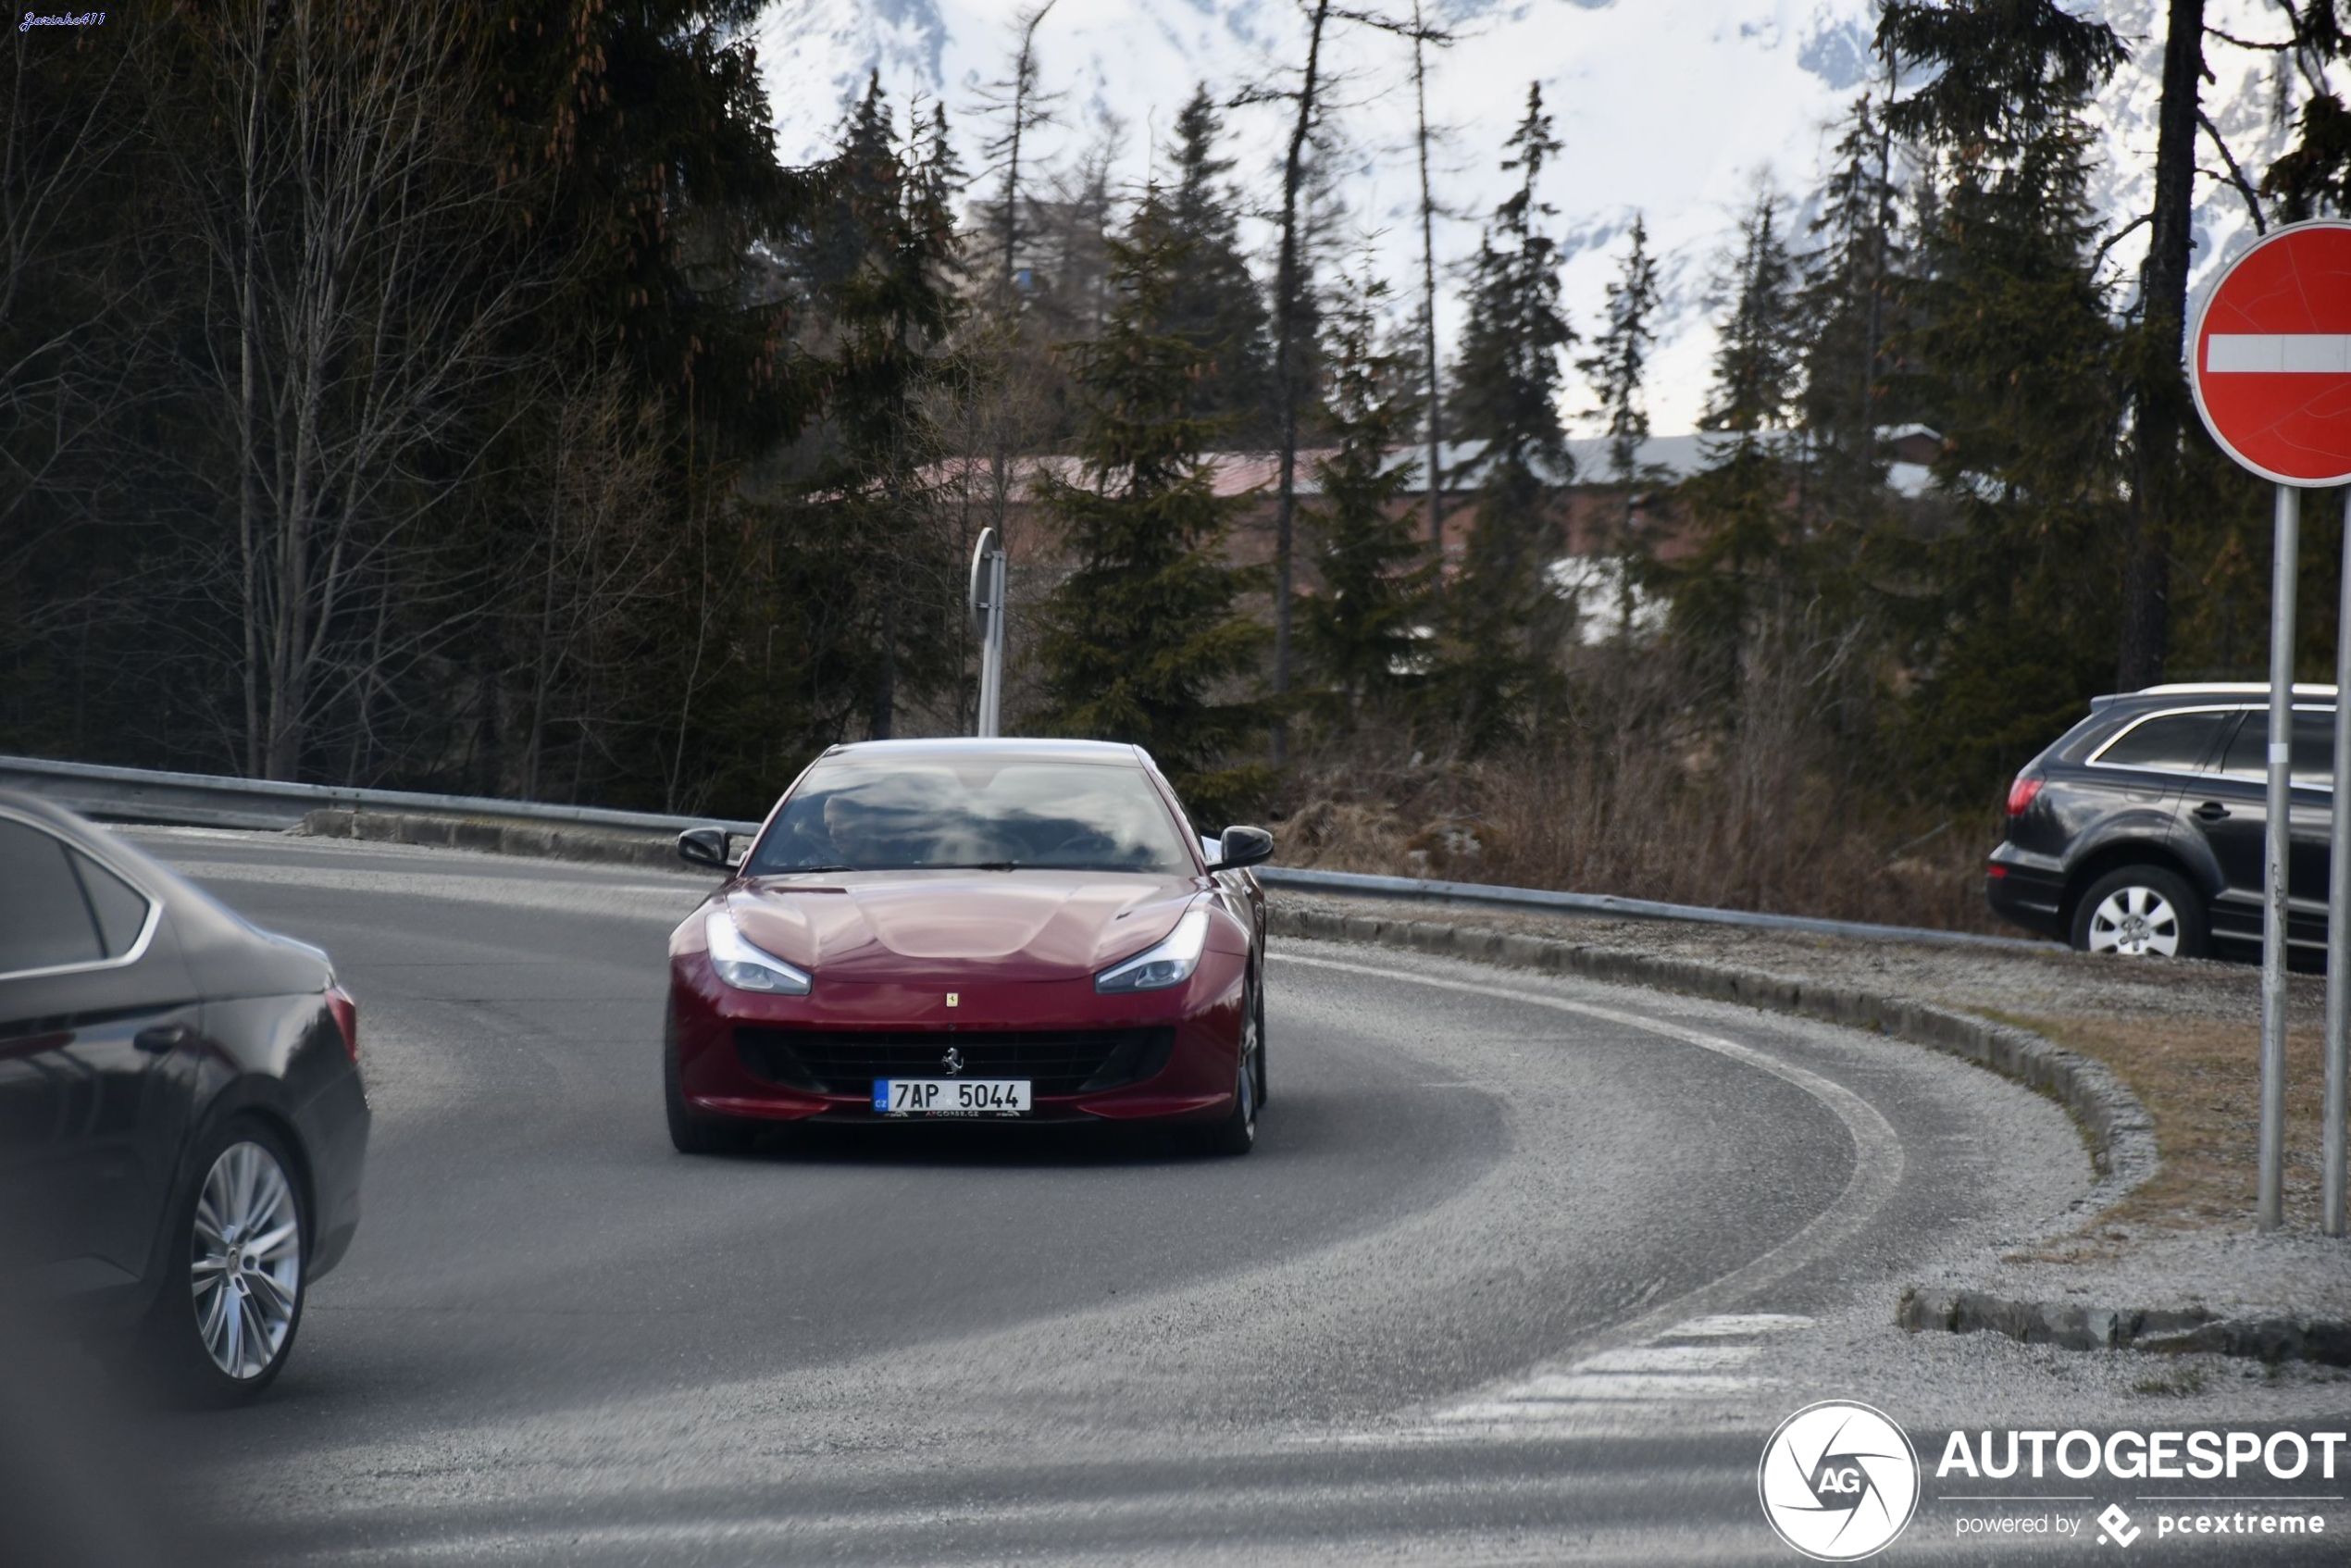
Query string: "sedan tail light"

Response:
xmin=326 ymin=984 xmax=359 ymax=1064
xmin=2005 ymin=777 xmax=2045 ymax=817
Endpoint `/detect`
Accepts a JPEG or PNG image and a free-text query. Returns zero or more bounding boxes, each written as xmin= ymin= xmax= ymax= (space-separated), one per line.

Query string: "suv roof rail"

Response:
xmin=2132 ymin=681 xmax=2342 ymax=697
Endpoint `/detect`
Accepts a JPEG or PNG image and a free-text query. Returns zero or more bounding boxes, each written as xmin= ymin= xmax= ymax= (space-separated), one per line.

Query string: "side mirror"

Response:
xmin=1208 ymin=825 xmax=1274 ymax=873
xmin=678 ymin=827 xmax=736 ymax=872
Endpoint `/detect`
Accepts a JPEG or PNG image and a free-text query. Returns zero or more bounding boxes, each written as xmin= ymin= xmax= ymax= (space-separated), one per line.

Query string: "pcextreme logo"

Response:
xmin=1759 ymin=1400 xmax=1922 ymax=1561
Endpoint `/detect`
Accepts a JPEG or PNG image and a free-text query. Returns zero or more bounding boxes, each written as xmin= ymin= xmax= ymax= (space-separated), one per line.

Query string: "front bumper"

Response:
xmin=667 ymin=950 xmax=1250 ymax=1126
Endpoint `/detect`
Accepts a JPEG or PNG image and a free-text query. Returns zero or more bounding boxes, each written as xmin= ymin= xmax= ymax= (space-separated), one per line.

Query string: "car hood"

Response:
xmin=725 ymin=871 xmax=1201 ymax=981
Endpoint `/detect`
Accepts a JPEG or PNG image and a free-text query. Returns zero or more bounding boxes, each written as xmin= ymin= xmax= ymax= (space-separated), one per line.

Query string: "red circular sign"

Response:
xmin=2190 ymin=218 xmax=2351 ymax=488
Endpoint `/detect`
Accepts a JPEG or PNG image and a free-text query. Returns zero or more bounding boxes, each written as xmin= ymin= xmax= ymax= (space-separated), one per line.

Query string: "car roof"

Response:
xmin=815 ymin=737 xmax=1151 ymax=767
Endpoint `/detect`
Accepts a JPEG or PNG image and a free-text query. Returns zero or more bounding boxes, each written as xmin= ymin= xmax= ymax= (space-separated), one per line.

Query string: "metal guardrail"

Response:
xmin=1 ymin=753 xmax=2046 ymax=952
xmin=0 ymin=753 xmax=764 ymax=837
xmin=1250 ymin=865 xmax=2055 ymax=952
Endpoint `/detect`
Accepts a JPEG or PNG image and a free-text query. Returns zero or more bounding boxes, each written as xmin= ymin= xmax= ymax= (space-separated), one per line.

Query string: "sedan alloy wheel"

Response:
xmin=175 ymin=1129 xmax=307 ymax=1392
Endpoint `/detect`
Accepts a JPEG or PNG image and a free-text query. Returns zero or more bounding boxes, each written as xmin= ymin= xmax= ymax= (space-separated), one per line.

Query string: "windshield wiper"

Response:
xmin=932 ymin=861 xmax=1023 ymax=871
xmin=764 ymin=864 xmax=853 ymax=875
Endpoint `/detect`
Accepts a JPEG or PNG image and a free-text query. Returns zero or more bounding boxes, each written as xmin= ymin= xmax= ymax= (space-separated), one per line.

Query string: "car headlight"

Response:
xmin=1096 ymin=906 xmax=1212 ymax=993
xmin=704 ymin=909 xmax=812 ymax=995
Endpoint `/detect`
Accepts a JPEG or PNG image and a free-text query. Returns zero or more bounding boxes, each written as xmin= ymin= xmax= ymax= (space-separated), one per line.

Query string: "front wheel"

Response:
xmin=146 ymin=1118 xmax=308 ymax=1402
xmin=665 ymin=1025 xmax=758 ymax=1154
xmin=1250 ymin=964 xmax=1269 ymax=1108
xmin=2071 ymin=865 xmax=2208 ymax=958
xmin=1194 ymin=976 xmax=1261 ymax=1157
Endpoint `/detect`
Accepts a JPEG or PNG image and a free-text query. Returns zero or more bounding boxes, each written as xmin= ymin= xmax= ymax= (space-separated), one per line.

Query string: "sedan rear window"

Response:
xmin=2091 ymin=711 xmax=2231 ymax=773
xmin=746 ymin=762 xmax=1195 ymax=876
xmin=0 ymin=820 xmax=106 ymax=974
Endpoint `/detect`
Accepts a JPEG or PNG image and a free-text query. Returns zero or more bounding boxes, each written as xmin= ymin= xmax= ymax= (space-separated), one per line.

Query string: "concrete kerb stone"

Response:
xmin=1886 ymin=1287 xmax=2351 ymax=1366
xmin=1259 ymin=902 xmax=2351 ymax=1366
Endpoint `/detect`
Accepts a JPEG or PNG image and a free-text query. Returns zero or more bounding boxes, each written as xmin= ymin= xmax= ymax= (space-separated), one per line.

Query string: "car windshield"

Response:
xmin=744 ymin=760 xmax=1196 ymax=876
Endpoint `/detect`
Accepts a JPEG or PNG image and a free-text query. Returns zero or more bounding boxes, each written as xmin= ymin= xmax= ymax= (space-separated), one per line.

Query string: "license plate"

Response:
xmin=873 ymin=1078 xmax=1032 ymax=1117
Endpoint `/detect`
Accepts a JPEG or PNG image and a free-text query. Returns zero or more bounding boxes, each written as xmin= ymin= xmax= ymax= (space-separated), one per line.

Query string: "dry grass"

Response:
xmin=1274 ymin=608 xmax=2010 ymax=932
xmin=1987 ymin=1011 xmax=2349 ymax=1252
xmin=1274 ymin=742 xmax=2002 ymax=935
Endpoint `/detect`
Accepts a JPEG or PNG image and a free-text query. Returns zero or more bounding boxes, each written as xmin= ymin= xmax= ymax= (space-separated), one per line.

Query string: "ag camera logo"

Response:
xmin=1759 ymin=1400 xmax=1921 ymax=1560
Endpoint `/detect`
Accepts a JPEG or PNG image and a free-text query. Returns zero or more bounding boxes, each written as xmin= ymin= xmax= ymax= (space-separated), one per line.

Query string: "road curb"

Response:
xmin=292 ymin=807 xmax=681 ymax=869
xmin=1890 ymin=1288 xmax=2351 ymax=1366
xmin=1254 ymin=905 xmax=2351 ymax=1367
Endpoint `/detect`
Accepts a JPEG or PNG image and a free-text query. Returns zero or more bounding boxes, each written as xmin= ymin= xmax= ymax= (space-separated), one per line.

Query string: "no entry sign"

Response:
xmin=2194 ymin=222 xmax=2351 ymax=1238
xmin=2190 ymin=218 xmax=2351 ymax=488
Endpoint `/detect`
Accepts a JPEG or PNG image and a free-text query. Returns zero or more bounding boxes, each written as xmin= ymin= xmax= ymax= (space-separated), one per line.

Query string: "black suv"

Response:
xmin=1989 ymin=684 xmax=2341 ymax=959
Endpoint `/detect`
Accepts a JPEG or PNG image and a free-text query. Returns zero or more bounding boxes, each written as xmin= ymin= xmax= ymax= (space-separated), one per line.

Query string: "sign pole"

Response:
xmin=968 ymin=526 xmax=1006 ymax=739
xmin=2261 ymin=481 xmax=2301 ymax=1232
xmin=2331 ymin=487 xmax=2351 ymax=1237
xmin=982 ymin=547 xmax=1007 ymax=740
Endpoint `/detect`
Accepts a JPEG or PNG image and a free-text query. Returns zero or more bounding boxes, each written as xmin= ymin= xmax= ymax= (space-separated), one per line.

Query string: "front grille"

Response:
xmin=736 ymin=1026 xmax=1175 ymax=1098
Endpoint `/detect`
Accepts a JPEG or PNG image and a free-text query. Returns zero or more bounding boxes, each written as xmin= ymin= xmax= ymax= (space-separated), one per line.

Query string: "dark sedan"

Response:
xmin=665 ymin=738 xmax=1273 ymax=1154
xmin=0 ymin=791 xmax=370 ymax=1399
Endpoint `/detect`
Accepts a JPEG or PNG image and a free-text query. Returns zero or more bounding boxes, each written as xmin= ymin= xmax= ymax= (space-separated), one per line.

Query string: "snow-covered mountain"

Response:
xmin=751 ymin=0 xmax=2342 ymax=435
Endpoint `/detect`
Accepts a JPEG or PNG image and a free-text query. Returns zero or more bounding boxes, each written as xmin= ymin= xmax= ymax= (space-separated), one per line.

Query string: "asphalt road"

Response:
xmin=56 ymin=828 xmax=2351 ymax=1564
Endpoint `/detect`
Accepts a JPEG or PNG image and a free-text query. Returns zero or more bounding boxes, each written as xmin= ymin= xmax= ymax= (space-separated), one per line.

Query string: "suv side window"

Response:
xmin=2219 ymin=709 xmax=2335 ymax=788
xmin=2091 ymin=711 xmax=2233 ymax=774
xmin=0 ymin=818 xmax=107 ymax=975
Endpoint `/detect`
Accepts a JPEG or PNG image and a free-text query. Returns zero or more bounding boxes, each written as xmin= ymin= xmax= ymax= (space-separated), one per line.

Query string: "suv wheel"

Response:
xmin=2071 ymin=866 xmax=2207 ymax=959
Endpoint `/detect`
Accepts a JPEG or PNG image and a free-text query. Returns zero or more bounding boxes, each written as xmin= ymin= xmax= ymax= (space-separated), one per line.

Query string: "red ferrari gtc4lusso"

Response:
xmin=664 ymin=739 xmax=1274 ymax=1155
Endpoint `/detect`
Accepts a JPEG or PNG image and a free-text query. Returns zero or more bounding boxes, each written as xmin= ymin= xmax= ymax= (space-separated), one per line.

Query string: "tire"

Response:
xmin=144 ymin=1117 xmax=308 ymax=1403
xmin=2071 ymin=865 xmax=2208 ymax=959
xmin=665 ymin=1027 xmax=757 ymax=1154
xmin=1194 ymin=975 xmax=1261 ymax=1157
xmin=1250 ymin=964 xmax=1269 ymax=1109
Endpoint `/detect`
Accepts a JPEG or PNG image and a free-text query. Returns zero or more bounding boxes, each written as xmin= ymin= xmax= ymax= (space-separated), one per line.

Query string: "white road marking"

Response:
xmin=1426 ymin=1313 xmax=1814 ymax=1426
xmin=2206 ymin=333 xmax=2351 ymax=374
xmin=1668 ymin=1312 xmax=1816 ymax=1338
xmin=1573 ymin=1345 xmax=1760 ymax=1373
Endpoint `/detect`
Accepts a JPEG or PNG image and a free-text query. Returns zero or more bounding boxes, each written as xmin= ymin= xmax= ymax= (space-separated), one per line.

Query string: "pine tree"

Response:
xmin=1160 ymin=86 xmax=1275 ymax=441
xmin=1440 ymin=83 xmax=1575 ymax=753
xmin=778 ymin=77 xmax=967 ymax=742
xmin=1700 ymin=193 xmax=1802 ymax=442
xmin=1578 ymin=214 xmax=1662 ymax=488
xmin=1878 ymin=0 xmax=2129 ymax=801
xmin=1669 ymin=190 xmax=1808 ymax=701
xmin=1034 ymin=196 xmax=1270 ymax=821
xmin=1300 ymin=264 xmax=1437 ymax=732
xmin=1798 ymin=92 xmax=1904 ymax=497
